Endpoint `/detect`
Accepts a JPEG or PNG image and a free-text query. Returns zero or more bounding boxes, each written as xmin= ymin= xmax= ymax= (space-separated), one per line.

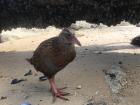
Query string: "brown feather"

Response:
xmin=29 ymin=36 xmax=76 ymax=79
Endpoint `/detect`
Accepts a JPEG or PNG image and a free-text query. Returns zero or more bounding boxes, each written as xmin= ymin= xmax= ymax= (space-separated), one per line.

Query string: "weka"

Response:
xmin=27 ymin=28 xmax=81 ymax=101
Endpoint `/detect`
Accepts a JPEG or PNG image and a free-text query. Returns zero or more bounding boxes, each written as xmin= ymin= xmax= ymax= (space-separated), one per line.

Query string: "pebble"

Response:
xmin=87 ymin=103 xmax=94 ymax=105
xmin=118 ymin=61 xmax=122 ymax=64
xmin=11 ymin=78 xmax=26 ymax=84
xmin=21 ymin=102 xmax=31 ymax=105
xmin=24 ymin=95 xmax=29 ymax=99
xmin=136 ymin=23 xmax=140 ymax=27
xmin=76 ymin=85 xmax=82 ymax=89
xmin=98 ymin=52 xmax=102 ymax=54
xmin=0 ymin=96 xmax=7 ymax=100
xmin=24 ymin=70 xmax=32 ymax=76
xmin=39 ymin=76 xmax=48 ymax=81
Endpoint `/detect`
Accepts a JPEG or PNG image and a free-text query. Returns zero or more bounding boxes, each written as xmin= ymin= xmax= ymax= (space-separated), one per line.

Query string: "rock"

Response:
xmin=86 ymin=103 xmax=94 ymax=105
xmin=136 ymin=22 xmax=140 ymax=27
xmin=104 ymin=65 xmax=127 ymax=94
xmin=117 ymin=20 xmax=131 ymax=26
xmin=97 ymin=51 xmax=102 ymax=54
xmin=24 ymin=95 xmax=30 ymax=99
xmin=95 ymin=91 xmax=99 ymax=95
xmin=84 ymin=97 xmax=107 ymax=105
xmin=131 ymin=35 xmax=140 ymax=47
xmin=21 ymin=102 xmax=31 ymax=105
xmin=24 ymin=70 xmax=32 ymax=76
xmin=11 ymin=79 xmax=27 ymax=84
xmin=0 ymin=27 xmax=59 ymax=42
xmin=0 ymin=96 xmax=7 ymax=100
xmin=0 ymin=0 xmax=140 ymax=32
xmin=118 ymin=61 xmax=123 ymax=64
xmin=39 ymin=76 xmax=48 ymax=81
xmin=70 ymin=21 xmax=98 ymax=30
xmin=76 ymin=85 xmax=82 ymax=89
xmin=98 ymin=23 xmax=108 ymax=28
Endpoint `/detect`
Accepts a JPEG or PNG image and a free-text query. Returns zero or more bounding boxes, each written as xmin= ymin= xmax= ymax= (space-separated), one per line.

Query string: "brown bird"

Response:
xmin=26 ymin=28 xmax=81 ymax=101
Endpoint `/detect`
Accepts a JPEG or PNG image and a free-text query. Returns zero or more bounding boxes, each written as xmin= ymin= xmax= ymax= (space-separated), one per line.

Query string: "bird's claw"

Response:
xmin=59 ymin=92 xmax=70 ymax=96
xmin=53 ymin=92 xmax=69 ymax=102
xmin=57 ymin=86 xmax=67 ymax=90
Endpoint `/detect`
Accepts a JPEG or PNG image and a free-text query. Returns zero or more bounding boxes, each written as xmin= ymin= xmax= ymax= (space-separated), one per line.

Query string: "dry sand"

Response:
xmin=0 ymin=23 xmax=140 ymax=105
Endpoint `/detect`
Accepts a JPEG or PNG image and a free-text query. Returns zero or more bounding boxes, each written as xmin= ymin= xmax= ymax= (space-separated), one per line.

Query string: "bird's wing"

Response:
xmin=32 ymin=37 xmax=75 ymax=72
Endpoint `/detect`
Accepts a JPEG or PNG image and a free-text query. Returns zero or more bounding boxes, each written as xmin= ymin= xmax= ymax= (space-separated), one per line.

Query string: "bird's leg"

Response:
xmin=49 ymin=78 xmax=69 ymax=101
xmin=51 ymin=76 xmax=70 ymax=95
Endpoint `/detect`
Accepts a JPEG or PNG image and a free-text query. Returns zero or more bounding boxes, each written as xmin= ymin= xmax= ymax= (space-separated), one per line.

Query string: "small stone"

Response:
xmin=98 ymin=51 xmax=102 ymax=54
xmin=0 ymin=96 xmax=7 ymax=100
xmin=87 ymin=103 xmax=94 ymax=105
xmin=118 ymin=61 xmax=122 ymax=64
xmin=21 ymin=102 xmax=31 ymax=105
xmin=24 ymin=70 xmax=32 ymax=76
xmin=39 ymin=76 xmax=48 ymax=81
xmin=11 ymin=79 xmax=27 ymax=84
xmin=134 ymin=53 xmax=137 ymax=55
xmin=76 ymin=85 xmax=82 ymax=89
xmin=95 ymin=91 xmax=99 ymax=95
xmin=136 ymin=23 xmax=140 ymax=27
xmin=24 ymin=95 xmax=29 ymax=99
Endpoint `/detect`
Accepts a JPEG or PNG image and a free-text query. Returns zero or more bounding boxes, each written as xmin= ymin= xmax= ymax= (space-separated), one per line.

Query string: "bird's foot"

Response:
xmin=50 ymin=86 xmax=70 ymax=95
xmin=50 ymin=86 xmax=67 ymax=91
xmin=57 ymin=87 xmax=70 ymax=96
xmin=53 ymin=92 xmax=69 ymax=102
xmin=52 ymin=87 xmax=70 ymax=102
xmin=57 ymin=86 xmax=67 ymax=90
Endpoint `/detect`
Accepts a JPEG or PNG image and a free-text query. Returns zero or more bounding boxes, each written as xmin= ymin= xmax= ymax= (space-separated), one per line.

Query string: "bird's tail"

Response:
xmin=26 ymin=58 xmax=33 ymax=65
xmin=131 ymin=36 xmax=140 ymax=47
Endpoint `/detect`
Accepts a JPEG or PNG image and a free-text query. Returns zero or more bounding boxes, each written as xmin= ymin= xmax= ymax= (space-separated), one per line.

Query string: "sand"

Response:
xmin=0 ymin=23 xmax=140 ymax=105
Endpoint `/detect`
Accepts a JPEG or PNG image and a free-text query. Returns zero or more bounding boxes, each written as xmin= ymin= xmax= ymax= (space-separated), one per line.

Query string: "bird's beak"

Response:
xmin=73 ymin=35 xmax=81 ymax=46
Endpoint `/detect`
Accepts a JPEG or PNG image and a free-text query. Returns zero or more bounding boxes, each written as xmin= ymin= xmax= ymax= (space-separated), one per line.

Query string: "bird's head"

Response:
xmin=59 ymin=28 xmax=81 ymax=46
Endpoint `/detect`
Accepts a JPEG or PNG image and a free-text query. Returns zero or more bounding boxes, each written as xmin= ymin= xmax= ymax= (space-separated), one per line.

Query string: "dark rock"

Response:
xmin=131 ymin=36 xmax=140 ymax=47
xmin=136 ymin=22 xmax=140 ymax=27
xmin=24 ymin=70 xmax=32 ymax=76
xmin=118 ymin=61 xmax=122 ymax=64
xmin=98 ymin=51 xmax=102 ymax=54
xmin=0 ymin=96 xmax=7 ymax=100
xmin=87 ymin=103 xmax=94 ymax=105
xmin=104 ymin=65 xmax=127 ymax=94
xmin=39 ymin=76 xmax=48 ymax=81
xmin=11 ymin=79 xmax=26 ymax=84
xmin=0 ymin=0 xmax=140 ymax=32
